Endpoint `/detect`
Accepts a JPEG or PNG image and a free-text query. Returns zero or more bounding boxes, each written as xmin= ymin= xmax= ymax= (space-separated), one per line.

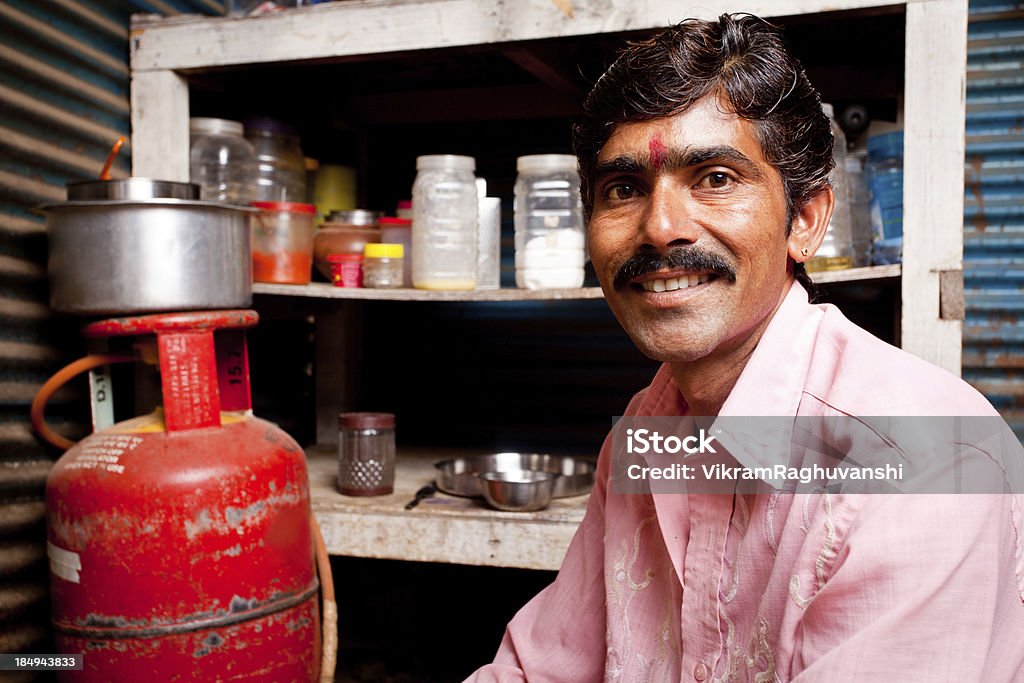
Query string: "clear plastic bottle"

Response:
xmin=808 ymin=104 xmax=854 ymax=272
xmin=866 ymin=130 xmax=905 ymax=265
xmin=845 ymin=151 xmax=874 ymax=267
xmin=411 ymin=155 xmax=478 ymax=290
xmin=513 ymin=154 xmax=585 ymax=289
xmin=244 ymin=117 xmax=307 ymax=203
xmin=189 ymin=117 xmax=257 ymax=204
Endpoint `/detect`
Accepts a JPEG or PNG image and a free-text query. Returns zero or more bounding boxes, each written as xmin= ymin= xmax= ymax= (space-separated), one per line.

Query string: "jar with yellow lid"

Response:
xmin=362 ymin=243 xmax=405 ymax=289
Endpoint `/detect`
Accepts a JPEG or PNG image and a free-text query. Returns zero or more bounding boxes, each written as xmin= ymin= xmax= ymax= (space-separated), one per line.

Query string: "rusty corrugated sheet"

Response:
xmin=963 ymin=0 xmax=1024 ymax=440
xmin=0 ymin=0 xmax=221 ymax=664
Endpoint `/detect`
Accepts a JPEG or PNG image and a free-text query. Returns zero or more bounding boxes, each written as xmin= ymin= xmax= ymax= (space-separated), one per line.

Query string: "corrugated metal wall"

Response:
xmin=963 ymin=0 xmax=1024 ymax=439
xmin=0 ymin=0 xmax=220 ymax=667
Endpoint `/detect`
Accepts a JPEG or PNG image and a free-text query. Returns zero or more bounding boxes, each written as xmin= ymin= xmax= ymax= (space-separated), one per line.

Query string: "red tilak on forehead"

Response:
xmin=648 ymin=134 xmax=666 ymax=170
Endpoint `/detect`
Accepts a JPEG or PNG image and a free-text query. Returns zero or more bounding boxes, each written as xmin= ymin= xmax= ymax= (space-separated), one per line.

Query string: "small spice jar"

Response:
xmin=327 ymin=253 xmax=363 ymax=287
xmin=362 ymin=243 xmax=405 ymax=288
xmin=337 ymin=412 xmax=396 ymax=496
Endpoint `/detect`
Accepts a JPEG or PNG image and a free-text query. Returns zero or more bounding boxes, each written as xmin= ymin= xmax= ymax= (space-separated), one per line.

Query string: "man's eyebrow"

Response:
xmin=594 ymin=145 xmax=765 ymax=181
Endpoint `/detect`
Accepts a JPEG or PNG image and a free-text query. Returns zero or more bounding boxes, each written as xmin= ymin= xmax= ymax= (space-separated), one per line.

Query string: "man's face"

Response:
xmin=587 ymin=94 xmax=795 ymax=364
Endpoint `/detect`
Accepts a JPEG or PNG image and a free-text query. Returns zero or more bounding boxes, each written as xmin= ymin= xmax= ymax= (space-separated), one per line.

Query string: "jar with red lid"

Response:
xmin=327 ymin=253 xmax=363 ymax=287
xmin=250 ymin=201 xmax=316 ymax=284
xmin=337 ymin=412 xmax=396 ymax=496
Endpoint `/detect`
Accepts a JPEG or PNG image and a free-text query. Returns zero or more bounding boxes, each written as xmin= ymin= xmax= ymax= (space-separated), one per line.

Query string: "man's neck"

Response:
xmin=669 ymin=342 xmax=758 ymax=417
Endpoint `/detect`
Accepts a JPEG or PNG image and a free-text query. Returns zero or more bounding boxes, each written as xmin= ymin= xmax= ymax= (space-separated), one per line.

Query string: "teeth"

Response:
xmin=641 ymin=274 xmax=713 ymax=292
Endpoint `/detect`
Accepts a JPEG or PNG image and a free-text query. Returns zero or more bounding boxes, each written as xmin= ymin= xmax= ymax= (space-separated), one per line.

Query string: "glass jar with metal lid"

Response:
xmin=337 ymin=412 xmax=396 ymax=496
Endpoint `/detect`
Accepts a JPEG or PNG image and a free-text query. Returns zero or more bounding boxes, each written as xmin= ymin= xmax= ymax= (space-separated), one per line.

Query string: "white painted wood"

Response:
xmin=253 ymin=266 xmax=900 ymax=301
xmin=254 ymin=282 xmax=607 ymax=301
xmin=901 ymin=0 xmax=967 ymax=374
xmin=130 ymin=70 xmax=189 ymax=180
xmin=308 ymin=448 xmax=585 ymax=570
xmin=130 ymin=0 xmax=905 ymax=71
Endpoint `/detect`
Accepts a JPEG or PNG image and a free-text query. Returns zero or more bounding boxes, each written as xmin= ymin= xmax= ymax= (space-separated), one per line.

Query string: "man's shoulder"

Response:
xmin=803 ymin=304 xmax=997 ymax=417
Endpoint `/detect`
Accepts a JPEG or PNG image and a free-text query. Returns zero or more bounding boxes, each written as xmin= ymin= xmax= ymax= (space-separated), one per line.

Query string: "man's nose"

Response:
xmin=639 ymin=183 xmax=700 ymax=251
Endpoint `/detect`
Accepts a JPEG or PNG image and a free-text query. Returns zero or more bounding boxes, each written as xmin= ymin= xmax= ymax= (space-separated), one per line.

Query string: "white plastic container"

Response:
xmin=189 ymin=118 xmax=256 ymax=204
xmin=411 ymin=155 xmax=478 ymax=290
xmin=477 ymin=197 xmax=501 ymax=290
xmin=513 ymin=154 xmax=585 ymax=289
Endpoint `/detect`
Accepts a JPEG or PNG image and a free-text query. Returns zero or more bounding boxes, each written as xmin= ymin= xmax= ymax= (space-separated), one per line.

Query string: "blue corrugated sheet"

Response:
xmin=963 ymin=1 xmax=1024 ymax=439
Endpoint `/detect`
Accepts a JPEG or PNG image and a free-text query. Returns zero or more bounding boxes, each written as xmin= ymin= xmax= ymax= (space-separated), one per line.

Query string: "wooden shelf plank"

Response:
xmin=809 ymin=264 xmax=902 ymax=284
xmin=130 ymin=0 xmax=905 ymax=72
xmin=254 ymin=266 xmax=901 ymax=301
xmin=255 ymin=282 xmax=606 ymax=301
xmin=308 ymin=447 xmax=588 ymax=570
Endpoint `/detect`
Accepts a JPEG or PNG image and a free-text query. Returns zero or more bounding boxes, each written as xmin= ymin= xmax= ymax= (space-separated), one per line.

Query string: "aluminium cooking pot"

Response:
xmin=40 ymin=179 xmax=253 ymax=315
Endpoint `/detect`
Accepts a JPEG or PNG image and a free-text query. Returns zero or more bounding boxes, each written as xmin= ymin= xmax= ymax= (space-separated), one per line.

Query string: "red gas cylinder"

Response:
xmin=39 ymin=310 xmax=320 ymax=681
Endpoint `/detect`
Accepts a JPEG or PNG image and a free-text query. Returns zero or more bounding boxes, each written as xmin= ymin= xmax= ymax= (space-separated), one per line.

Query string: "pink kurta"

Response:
xmin=467 ymin=283 xmax=1024 ymax=682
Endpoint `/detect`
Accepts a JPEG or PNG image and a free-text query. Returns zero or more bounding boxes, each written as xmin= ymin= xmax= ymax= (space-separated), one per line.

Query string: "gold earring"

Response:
xmin=800 ymin=247 xmax=809 ymax=258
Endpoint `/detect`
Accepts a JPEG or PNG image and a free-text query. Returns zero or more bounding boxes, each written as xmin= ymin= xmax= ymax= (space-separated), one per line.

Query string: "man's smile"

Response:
xmin=633 ymin=272 xmax=716 ymax=293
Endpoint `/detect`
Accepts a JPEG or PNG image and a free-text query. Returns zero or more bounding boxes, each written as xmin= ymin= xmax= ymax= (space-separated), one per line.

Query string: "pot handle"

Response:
xmin=30 ymin=353 xmax=135 ymax=451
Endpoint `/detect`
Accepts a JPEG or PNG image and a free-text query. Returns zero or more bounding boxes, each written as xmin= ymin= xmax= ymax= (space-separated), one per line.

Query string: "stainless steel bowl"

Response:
xmin=479 ymin=470 xmax=556 ymax=512
xmin=434 ymin=452 xmax=595 ymax=499
xmin=40 ymin=182 xmax=253 ymax=315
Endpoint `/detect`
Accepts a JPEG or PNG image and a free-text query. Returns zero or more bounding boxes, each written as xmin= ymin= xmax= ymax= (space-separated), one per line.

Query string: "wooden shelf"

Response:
xmin=808 ymin=264 xmax=901 ymax=284
xmin=130 ymin=0 xmax=902 ymax=72
xmin=254 ymin=283 xmax=605 ymax=302
xmin=254 ymin=265 xmax=901 ymax=301
xmin=308 ymin=447 xmax=588 ymax=571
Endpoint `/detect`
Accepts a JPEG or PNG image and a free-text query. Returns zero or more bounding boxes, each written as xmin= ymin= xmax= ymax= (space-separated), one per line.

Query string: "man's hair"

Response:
xmin=572 ymin=13 xmax=833 ymax=291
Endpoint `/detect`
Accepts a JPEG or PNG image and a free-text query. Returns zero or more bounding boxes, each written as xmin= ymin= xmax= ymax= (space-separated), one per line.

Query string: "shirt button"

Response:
xmin=694 ymin=661 xmax=708 ymax=681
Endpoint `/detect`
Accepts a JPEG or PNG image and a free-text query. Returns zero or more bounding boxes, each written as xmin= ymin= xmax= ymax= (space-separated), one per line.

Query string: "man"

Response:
xmin=466 ymin=13 xmax=1024 ymax=682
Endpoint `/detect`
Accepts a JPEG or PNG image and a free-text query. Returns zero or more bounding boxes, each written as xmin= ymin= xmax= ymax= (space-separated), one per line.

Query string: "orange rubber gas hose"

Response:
xmin=30 ymin=354 xmax=135 ymax=451
xmin=313 ymin=514 xmax=337 ymax=683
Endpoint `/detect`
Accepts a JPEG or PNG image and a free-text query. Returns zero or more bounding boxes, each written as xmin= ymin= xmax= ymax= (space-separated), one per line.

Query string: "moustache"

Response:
xmin=613 ymin=248 xmax=737 ymax=291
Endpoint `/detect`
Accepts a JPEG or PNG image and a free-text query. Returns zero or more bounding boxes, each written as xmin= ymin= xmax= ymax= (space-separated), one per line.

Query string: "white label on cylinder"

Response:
xmin=47 ymin=542 xmax=82 ymax=583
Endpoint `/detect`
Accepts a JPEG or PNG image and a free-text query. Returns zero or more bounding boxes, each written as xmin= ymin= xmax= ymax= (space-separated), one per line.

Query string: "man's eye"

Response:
xmin=697 ymin=172 xmax=733 ymax=189
xmin=605 ymin=183 xmax=640 ymax=200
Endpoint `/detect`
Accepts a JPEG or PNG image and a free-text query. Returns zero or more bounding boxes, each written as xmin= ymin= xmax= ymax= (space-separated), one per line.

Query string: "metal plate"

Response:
xmin=434 ymin=452 xmax=595 ymax=499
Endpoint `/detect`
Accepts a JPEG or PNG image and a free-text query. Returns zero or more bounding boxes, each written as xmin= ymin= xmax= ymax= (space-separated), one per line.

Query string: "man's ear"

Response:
xmin=787 ymin=187 xmax=834 ymax=263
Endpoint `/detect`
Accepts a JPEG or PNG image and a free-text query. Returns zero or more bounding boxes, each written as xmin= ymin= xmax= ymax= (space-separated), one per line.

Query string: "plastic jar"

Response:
xmin=378 ymin=217 xmax=413 ymax=286
xmin=244 ymin=117 xmax=307 ymax=203
xmin=807 ymin=104 xmax=854 ymax=272
xmin=189 ymin=117 xmax=257 ymax=204
xmin=845 ymin=151 xmax=873 ymax=267
xmin=250 ymin=201 xmax=316 ymax=284
xmin=337 ymin=412 xmax=396 ymax=496
xmin=327 ymin=253 xmax=363 ymax=287
xmin=362 ymin=243 xmax=404 ymax=288
xmin=513 ymin=154 xmax=585 ymax=289
xmin=412 ymin=155 xmax=478 ymax=290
